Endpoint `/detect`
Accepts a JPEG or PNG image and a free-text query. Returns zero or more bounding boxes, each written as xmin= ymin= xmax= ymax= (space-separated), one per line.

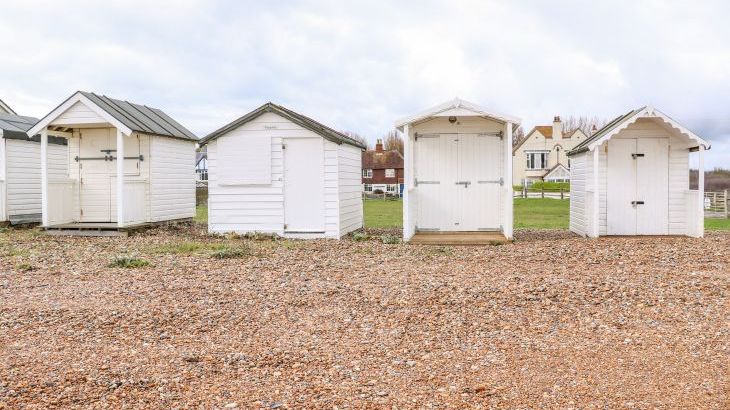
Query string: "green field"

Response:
xmin=196 ymin=199 xmax=729 ymax=230
xmin=706 ymin=217 xmax=730 ymax=230
xmin=363 ymin=199 xmax=402 ymax=228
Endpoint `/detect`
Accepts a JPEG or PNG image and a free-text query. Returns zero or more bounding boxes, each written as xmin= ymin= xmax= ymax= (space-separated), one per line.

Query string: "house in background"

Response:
xmin=362 ymin=139 xmax=404 ymax=196
xmin=568 ymin=106 xmax=710 ymax=237
xmin=195 ymin=146 xmax=208 ymax=184
xmin=512 ymin=116 xmax=588 ymax=186
xmin=27 ymin=91 xmax=198 ymax=232
xmin=200 ymin=102 xmax=365 ymax=239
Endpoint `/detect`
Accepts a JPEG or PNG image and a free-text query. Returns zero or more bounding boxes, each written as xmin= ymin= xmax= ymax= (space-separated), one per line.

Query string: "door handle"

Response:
xmin=631 ymin=201 xmax=645 ymax=205
xmin=455 ymin=181 xmax=471 ymax=187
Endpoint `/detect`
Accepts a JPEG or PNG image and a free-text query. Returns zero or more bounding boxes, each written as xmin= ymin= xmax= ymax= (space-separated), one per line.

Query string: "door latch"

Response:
xmin=631 ymin=200 xmax=645 ymax=205
xmin=455 ymin=181 xmax=471 ymax=187
xmin=631 ymin=153 xmax=645 ymax=159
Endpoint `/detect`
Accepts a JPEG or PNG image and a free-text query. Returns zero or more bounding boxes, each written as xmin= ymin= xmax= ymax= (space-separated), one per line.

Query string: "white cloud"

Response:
xmin=0 ymin=0 xmax=728 ymax=167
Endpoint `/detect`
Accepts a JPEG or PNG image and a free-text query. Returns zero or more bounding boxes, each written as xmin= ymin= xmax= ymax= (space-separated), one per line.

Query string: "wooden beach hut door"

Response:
xmin=78 ymin=129 xmax=141 ymax=222
xmin=79 ymin=129 xmax=113 ymax=222
xmin=283 ymin=138 xmax=325 ymax=233
xmin=416 ymin=134 xmax=501 ymax=231
xmin=607 ymin=138 xmax=669 ymax=235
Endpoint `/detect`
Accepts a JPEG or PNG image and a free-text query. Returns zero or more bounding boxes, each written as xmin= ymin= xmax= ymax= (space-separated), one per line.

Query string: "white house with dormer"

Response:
xmin=512 ymin=116 xmax=588 ymax=186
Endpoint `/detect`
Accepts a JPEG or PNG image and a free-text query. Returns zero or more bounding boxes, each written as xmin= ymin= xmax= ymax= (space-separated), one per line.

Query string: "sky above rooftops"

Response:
xmin=1 ymin=0 xmax=728 ymax=168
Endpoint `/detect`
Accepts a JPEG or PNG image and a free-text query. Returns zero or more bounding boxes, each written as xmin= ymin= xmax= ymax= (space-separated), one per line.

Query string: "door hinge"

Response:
xmin=498 ymin=131 xmax=504 ymax=140
xmin=282 ymin=144 xmax=286 ymax=150
xmin=80 ymin=209 xmax=84 ymax=216
xmin=284 ymin=223 xmax=288 ymax=229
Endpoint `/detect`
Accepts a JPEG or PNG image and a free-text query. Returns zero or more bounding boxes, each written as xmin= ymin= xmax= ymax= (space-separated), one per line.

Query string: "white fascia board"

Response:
xmin=395 ymin=97 xmax=521 ymax=129
xmin=27 ymin=92 xmax=133 ymax=137
xmin=587 ymin=106 xmax=710 ymax=152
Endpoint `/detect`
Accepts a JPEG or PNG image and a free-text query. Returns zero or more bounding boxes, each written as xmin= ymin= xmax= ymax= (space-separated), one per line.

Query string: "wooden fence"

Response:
xmin=514 ymin=187 xmax=570 ymax=199
xmin=704 ymin=190 xmax=728 ymax=218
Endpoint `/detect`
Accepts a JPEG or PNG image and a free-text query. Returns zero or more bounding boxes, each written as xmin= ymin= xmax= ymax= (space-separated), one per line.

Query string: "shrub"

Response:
xmin=154 ymin=242 xmax=204 ymax=254
xmin=16 ymin=263 xmax=35 ymax=272
xmin=352 ymin=232 xmax=368 ymax=242
xmin=381 ymin=234 xmax=401 ymax=244
xmin=209 ymin=246 xmax=249 ymax=259
xmin=109 ymin=255 xmax=150 ymax=268
xmin=529 ymin=181 xmax=570 ymax=191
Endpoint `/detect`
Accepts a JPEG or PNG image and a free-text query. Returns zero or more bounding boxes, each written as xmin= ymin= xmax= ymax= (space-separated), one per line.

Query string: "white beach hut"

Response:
xmin=200 ymin=102 xmax=366 ymax=239
xmin=396 ymin=98 xmax=520 ymax=244
xmin=567 ymin=106 xmax=710 ymax=237
xmin=0 ymin=113 xmax=68 ymax=224
xmin=27 ymin=91 xmax=198 ymax=233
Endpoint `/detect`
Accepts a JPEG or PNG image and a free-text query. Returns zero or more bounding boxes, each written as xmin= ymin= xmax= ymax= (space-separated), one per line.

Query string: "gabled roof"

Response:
xmin=27 ymin=91 xmax=198 ymax=141
xmin=568 ymin=106 xmax=710 ymax=156
xmin=395 ymin=97 xmax=521 ymax=130
xmin=200 ymin=102 xmax=366 ymax=149
xmin=362 ymin=149 xmax=404 ymax=170
xmin=543 ymin=163 xmax=569 ymax=179
xmin=512 ymin=125 xmax=586 ymax=155
xmin=0 ymin=98 xmax=16 ymax=115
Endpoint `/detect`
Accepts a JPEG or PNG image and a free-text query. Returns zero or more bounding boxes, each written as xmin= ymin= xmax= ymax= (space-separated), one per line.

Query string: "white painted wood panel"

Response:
xmin=568 ymin=152 xmax=588 ymax=236
xmin=54 ymin=101 xmax=107 ymax=126
xmin=5 ymin=138 xmax=68 ymax=220
xmin=283 ymin=137 xmax=325 ymax=232
xmin=149 ymin=136 xmax=195 ymax=222
xmin=636 ymin=138 xmax=669 ymax=234
xmin=338 ymin=143 xmax=363 ymax=237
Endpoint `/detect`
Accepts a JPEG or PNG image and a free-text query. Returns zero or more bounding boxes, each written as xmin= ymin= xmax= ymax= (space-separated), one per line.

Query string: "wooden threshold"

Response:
xmin=409 ymin=231 xmax=509 ymax=246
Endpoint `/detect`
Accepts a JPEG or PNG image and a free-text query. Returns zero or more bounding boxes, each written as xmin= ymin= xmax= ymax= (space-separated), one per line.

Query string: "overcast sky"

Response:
xmin=1 ymin=0 xmax=728 ymax=168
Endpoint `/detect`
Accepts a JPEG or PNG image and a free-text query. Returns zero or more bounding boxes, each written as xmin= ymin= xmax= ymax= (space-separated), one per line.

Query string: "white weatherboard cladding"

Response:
xmin=207 ymin=111 xmax=359 ymax=239
xmin=54 ymin=101 xmax=107 ymax=126
xmin=570 ymin=118 xmax=699 ymax=237
xmin=149 ymin=136 xmax=196 ymax=222
xmin=4 ymin=138 xmax=67 ymax=220
xmin=568 ymin=152 xmax=588 ymax=236
xmin=0 ymin=136 xmax=5 ymax=221
xmin=338 ymin=143 xmax=363 ymax=236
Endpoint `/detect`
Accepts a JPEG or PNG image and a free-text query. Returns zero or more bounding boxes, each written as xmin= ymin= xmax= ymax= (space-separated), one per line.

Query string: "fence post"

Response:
xmin=560 ymin=187 xmax=564 ymax=200
xmin=541 ymin=188 xmax=545 ymax=199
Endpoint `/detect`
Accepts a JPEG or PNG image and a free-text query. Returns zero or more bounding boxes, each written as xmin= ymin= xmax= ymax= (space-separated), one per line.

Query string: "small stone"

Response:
xmin=224 ymin=403 xmax=238 ymax=409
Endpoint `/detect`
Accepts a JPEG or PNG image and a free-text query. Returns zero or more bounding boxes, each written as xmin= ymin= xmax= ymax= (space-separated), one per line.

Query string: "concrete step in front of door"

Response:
xmin=409 ymin=231 xmax=509 ymax=246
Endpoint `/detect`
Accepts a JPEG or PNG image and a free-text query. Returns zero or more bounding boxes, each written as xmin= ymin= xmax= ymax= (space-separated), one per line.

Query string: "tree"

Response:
xmin=343 ymin=131 xmax=369 ymax=149
xmin=383 ymin=130 xmax=404 ymax=154
xmin=512 ymin=126 xmax=525 ymax=148
xmin=561 ymin=115 xmax=607 ymax=135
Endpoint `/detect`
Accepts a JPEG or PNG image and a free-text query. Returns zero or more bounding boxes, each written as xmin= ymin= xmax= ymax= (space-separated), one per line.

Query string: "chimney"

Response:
xmin=375 ymin=139 xmax=384 ymax=152
xmin=552 ymin=116 xmax=563 ymax=141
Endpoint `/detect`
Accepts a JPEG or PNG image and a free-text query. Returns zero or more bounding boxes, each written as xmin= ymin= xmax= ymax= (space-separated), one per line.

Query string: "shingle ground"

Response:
xmin=1 ymin=226 xmax=727 ymax=408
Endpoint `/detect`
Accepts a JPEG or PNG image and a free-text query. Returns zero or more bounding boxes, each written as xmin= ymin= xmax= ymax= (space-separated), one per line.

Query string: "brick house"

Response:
xmin=362 ymin=139 xmax=404 ymax=196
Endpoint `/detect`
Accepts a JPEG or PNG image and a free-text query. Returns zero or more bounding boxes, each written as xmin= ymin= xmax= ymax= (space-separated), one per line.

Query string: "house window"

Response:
xmin=526 ymin=152 xmax=549 ymax=170
xmin=385 ymin=168 xmax=395 ymax=178
xmin=386 ymin=184 xmax=397 ymax=192
xmin=364 ymin=184 xmax=373 ymax=192
xmin=362 ymin=169 xmax=373 ymax=178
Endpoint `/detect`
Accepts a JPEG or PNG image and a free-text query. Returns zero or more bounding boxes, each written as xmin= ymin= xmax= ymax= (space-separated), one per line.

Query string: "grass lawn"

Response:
xmin=363 ymin=199 xmax=402 ymax=228
xmin=706 ymin=217 xmax=730 ymax=230
xmin=514 ymin=198 xmax=569 ymax=229
xmin=195 ymin=204 xmax=208 ymax=224
xmin=197 ymin=199 xmax=729 ymax=230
